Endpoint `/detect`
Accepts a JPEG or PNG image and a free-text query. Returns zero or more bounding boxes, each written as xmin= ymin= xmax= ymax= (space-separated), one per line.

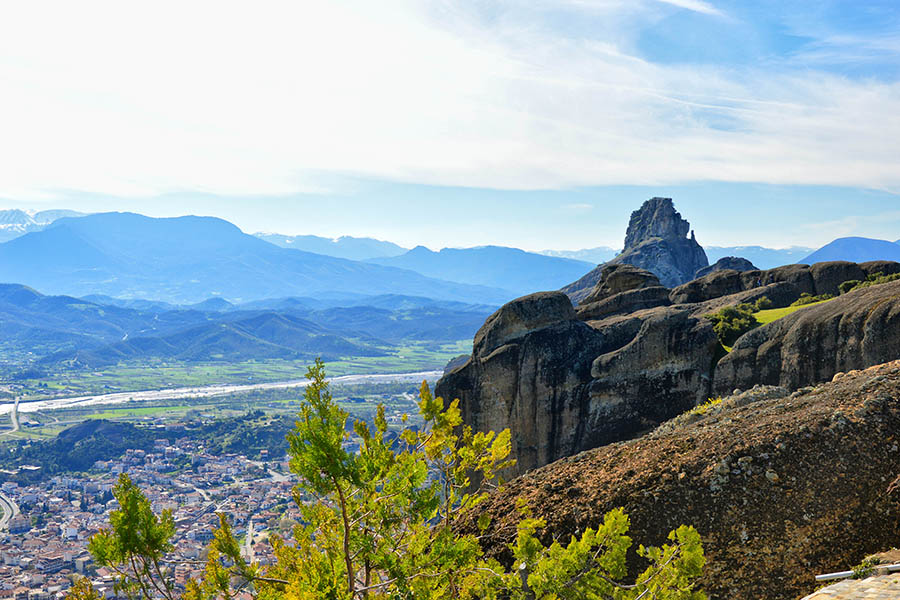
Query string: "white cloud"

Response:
xmin=0 ymin=0 xmax=897 ymax=201
xmin=654 ymin=0 xmax=723 ymax=17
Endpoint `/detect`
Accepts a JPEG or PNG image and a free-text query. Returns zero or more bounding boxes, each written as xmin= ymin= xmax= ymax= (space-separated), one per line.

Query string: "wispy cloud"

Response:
xmin=0 ymin=0 xmax=897 ymax=201
xmin=654 ymin=0 xmax=723 ymax=17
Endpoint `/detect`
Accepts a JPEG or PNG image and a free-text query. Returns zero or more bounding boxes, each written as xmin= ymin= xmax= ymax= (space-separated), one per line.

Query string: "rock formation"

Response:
xmin=437 ymin=259 xmax=900 ymax=476
xmin=695 ymin=256 xmax=757 ymax=279
xmin=464 ymin=363 xmax=900 ymax=600
xmin=714 ymin=280 xmax=900 ymax=393
xmin=564 ymin=198 xmax=708 ymax=296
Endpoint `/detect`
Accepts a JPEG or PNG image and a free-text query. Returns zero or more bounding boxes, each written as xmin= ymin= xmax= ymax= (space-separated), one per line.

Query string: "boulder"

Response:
xmin=466 ymin=362 xmax=900 ymax=600
xmin=695 ymin=256 xmax=757 ymax=279
xmin=473 ymin=291 xmax=576 ymax=358
xmin=581 ymin=264 xmax=661 ymax=304
xmin=809 ymin=261 xmax=866 ymax=296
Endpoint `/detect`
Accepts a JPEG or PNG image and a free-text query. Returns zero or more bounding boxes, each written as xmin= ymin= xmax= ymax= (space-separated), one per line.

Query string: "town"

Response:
xmin=0 ymin=436 xmax=300 ymax=599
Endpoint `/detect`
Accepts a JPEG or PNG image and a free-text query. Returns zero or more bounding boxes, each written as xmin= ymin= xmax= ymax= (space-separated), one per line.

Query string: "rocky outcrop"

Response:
xmin=575 ymin=286 xmax=671 ymax=321
xmin=610 ymin=197 xmax=708 ymax=288
xmin=581 ymin=264 xmax=662 ymax=304
xmin=563 ymin=198 xmax=708 ymax=297
xmin=669 ymin=261 xmax=875 ymax=305
xmin=695 ymin=256 xmax=757 ymax=279
xmin=714 ymin=279 xmax=900 ymax=393
xmin=438 ymin=260 xmax=900 ymax=477
xmin=466 ymin=363 xmax=900 ymax=600
xmin=436 ymin=294 xmax=718 ymax=476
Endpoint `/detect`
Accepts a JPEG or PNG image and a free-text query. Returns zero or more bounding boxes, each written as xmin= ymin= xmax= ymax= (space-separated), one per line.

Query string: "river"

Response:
xmin=0 ymin=370 xmax=444 ymax=414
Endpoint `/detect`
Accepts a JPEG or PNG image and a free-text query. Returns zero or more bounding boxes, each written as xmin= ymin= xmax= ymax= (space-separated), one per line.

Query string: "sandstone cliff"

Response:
xmin=695 ymin=256 xmax=757 ymax=279
xmin=464 ymin=363 xmax=900 ymax=600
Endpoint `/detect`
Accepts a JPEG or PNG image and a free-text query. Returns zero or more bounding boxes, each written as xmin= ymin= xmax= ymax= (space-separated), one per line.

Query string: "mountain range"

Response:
xmin=255 ymin=233 xmax=406 ymax=261
xmin=801 ymin=236 xmax=900 ymax=264
xmin=0 ymin=213 xmax=514 ymax=305
xmin=367 ymin=246 xmax=594 ymax=296
xmin=0 ymin=208 xmax=85 ymax=242
xmin=0 ymin=283 xmax=494 ymax=370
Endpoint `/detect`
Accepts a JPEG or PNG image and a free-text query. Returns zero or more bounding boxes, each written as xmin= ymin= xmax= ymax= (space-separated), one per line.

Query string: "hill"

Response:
xmin=255 ymin=233 xmax=407 ymax=260
xmin=0 ymin=212 xmax=512 ymax=304
xmin=802 ymin=236 xmax=900 ymax=264
xmin=368 ymin=245 xmax=594 ymax=296
xmin=0 ymin=283 xmax=492 ymax=370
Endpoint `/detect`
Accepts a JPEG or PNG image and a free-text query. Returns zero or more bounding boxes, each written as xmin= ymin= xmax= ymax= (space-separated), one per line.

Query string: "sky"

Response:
xmin=0 ymin=0 xmax=898 ymax=251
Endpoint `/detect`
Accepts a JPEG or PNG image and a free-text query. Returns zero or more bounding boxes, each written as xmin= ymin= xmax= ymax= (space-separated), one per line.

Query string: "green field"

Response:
xmin=754 ymin=298 xmax=834 ymax=326
xmin=10 ymin=340 xmax=471 ymax=401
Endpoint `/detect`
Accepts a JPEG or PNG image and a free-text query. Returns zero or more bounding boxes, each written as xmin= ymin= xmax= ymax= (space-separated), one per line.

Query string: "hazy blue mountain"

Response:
xmin=0 ymin=283 xmax=491 ymax=370
xmin=45 ymin=312 xmax=384 ymax=367
xmin=539 ymin=246 xmax=619 ymax=264
xmin=256 ymin=233 xmax=407 ymax=260
xmin=0 ymin=213 xmax=513 ymax=304
xmin=368 ymin=245 xmax=594 ymax=296
xmin=705 ymin=245 xmax=815 ymax=269
xmin=0 ymin=208 xmax=86 ymax=242
xmin=802 ymin=237 xmax=900 ymax=264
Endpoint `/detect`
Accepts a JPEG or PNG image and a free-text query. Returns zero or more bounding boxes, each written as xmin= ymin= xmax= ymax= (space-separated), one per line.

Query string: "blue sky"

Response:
xmin=0 ymin=0 xmax=898 ymax=250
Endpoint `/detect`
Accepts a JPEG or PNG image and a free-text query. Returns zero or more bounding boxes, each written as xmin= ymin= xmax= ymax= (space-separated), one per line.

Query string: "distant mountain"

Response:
xmin=0 ymin=283 xmax=492 ymax=371
xmin=705 ymin=245 xmax=814 ymax=269
xmin=368 ymin=246 xmax=594 ymax=296
xmin=802 ymin=237 xmax=900 ymax=264
xmin=0 ymin=208 xmax=86 ymax=243
xmin=48 ymin=312 xmax=384 ymax=367
xmin=256 ymin=233 xmax=407 ymax=260
xmin=0 ymin=212 xmax=513 ymax=304
xmin=539 ymin=246 xmax=619 ymax=264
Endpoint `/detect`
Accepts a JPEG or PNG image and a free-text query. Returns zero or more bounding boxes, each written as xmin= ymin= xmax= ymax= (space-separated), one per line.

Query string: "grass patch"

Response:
xmin=754 ymin=298 xmax=834 ymax=326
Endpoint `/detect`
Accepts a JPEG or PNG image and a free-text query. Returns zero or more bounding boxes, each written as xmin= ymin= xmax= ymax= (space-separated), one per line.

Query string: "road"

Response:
xmin=0 ymin=490 xmax=20 ymax=531
xmin=0 ymin=370 xmax=443 ymax=415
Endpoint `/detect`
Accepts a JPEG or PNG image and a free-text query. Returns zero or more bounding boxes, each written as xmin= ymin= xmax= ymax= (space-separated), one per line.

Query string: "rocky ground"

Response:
xmin=465 ymin=362 xmax=900 ymax=600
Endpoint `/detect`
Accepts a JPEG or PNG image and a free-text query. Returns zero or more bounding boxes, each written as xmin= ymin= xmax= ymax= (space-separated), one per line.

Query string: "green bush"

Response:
xmin=706 ymin=304 xmax=759 ymax=347
xmin=705 ymin=297 xmax=770 ymax=347
xmin=790 ymin=293 xmax=834 ymax=307
xmin=840 ymin=272 xmax=900 ymax=294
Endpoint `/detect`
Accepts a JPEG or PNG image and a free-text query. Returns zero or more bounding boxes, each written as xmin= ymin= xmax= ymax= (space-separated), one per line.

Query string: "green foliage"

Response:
xmin=840 ymin=272 xmax=900 ymax=294
xmin=791 ymin=292 xmax=835 ymax=307
xmin=851 ymin=556 xmax=880 ymax=580
xmin=87 ymin=474 xmax=178 ymax=600
xmin=73 ymin=359 xmax=707 ymax=600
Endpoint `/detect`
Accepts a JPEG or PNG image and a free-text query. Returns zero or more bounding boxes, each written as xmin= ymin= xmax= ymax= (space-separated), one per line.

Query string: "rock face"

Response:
xmin=714 ymin=280 xmax=900 ymax=393
xmin=466 ymin=363 xmax=900 ymax=600
xmin=581 ymin=264 xmax=662 ymax=304
xmin=695 ymin=256 xmax=757 ymax=279
xmin=436 ymin=293 xmax=718 ymax=476
xmin=669 ymin=261 xmax=870 ymax=305
xmin=611 ymin=197 xmax=709 ymax=288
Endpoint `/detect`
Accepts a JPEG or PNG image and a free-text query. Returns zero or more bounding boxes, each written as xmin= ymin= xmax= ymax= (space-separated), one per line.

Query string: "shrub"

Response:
xmin=706 ymin=305 xmax=760 ymax=347
xmin=790 ymin=293 xmax=834 ymax=307
xmin=841 ymin=272 xmax=900 ymax=294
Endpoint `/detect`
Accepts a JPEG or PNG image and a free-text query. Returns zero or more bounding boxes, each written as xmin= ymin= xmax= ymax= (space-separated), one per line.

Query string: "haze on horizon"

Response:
xmin=1 ymin=0 xmax=898 ymax=251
